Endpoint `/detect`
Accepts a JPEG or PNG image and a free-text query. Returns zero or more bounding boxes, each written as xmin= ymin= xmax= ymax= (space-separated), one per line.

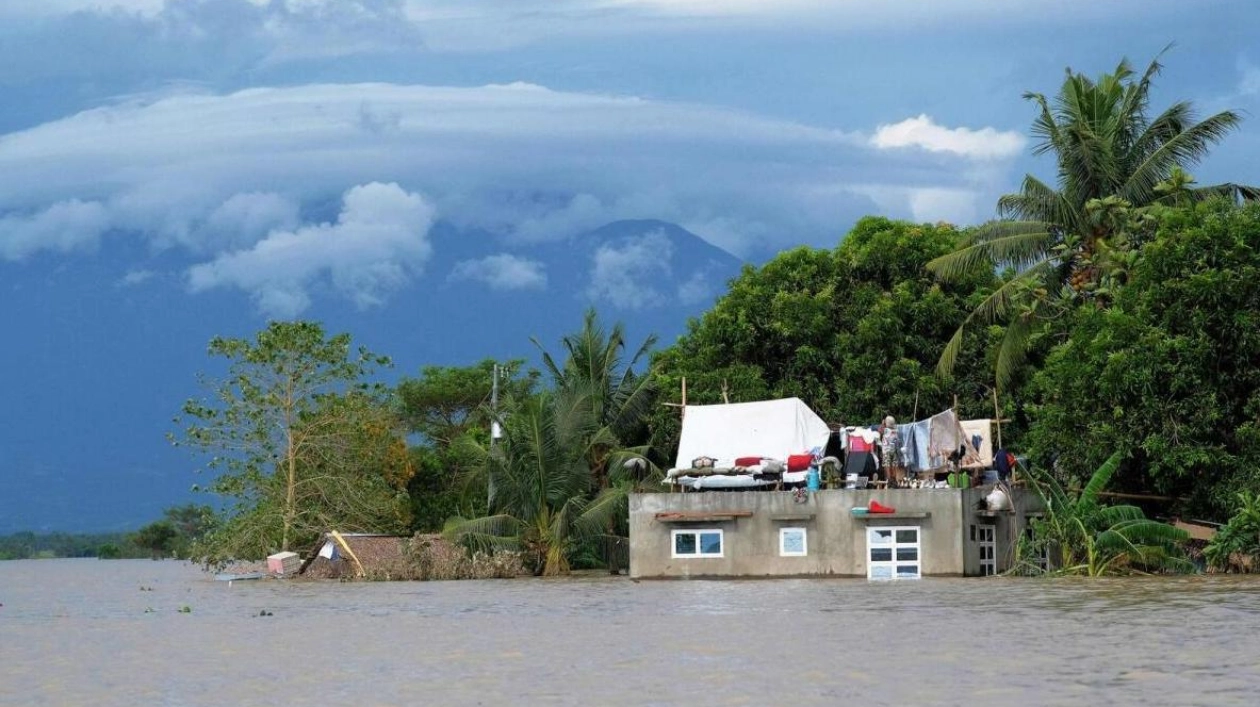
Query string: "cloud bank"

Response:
xmin=0 ymin=81 xmax=1024 ymax=310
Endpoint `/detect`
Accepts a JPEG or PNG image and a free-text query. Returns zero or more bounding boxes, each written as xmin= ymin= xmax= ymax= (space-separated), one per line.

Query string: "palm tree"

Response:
xmin=444 ymin=392 xmax=627 ymax=576
xmin=534 ymin=309 xmax=659 ymax=572
xmin=1019 ymin=452 xmax=1191 ymax=576
xmin=929 ymin=51 xmax=1256 ymax=386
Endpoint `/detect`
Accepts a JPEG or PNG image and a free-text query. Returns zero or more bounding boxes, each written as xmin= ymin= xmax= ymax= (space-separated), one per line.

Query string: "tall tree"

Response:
xmin=172 ymin=321 xmax=394 ymax=560
xmin=929 ymin=52 xmax=1254 ymax=386
xmin=650 ymin=217 xmax=1001 ymax=457
xmin=535 ymin=309 xmax=657 ymax=496
xmin=444 ymin=392 xmax=625 ymax=576
xmin=534 ymin=309 xmax=658 ymax=572
xmin=395 ymin=360 xmax=538 ymax=531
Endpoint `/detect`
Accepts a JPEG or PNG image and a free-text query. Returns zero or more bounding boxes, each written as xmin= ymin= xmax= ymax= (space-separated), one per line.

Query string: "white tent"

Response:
xmin=674 ymin=397 xmax=832 ymax=469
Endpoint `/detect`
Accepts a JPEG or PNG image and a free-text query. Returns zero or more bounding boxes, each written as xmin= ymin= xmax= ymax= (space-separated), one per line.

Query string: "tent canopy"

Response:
xmin=674 ymin=397 xmax=831 ymax=469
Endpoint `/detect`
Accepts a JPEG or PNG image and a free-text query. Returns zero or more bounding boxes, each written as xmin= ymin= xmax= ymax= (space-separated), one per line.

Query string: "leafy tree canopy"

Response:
xmin=1025 ymin=201 xmax=1260 ymax=516
xmin=650 ymin=217 xmax=1001 ymax=456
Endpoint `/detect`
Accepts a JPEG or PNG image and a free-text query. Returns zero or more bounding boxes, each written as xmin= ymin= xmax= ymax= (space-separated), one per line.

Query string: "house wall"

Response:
xmin=630 ymin=489 xmax=972 ymax=579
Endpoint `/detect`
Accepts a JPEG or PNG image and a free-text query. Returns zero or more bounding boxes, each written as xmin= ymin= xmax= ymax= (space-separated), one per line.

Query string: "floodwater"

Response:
xmin=1 ymin=560 xmax=1259 ymax=707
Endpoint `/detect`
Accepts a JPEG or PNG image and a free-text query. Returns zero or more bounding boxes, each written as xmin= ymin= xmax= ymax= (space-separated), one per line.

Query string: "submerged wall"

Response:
xmin=629 ymin=489 xmax=974 ymax=579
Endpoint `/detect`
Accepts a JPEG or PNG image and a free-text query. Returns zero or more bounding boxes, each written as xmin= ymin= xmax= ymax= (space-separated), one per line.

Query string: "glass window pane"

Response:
xmin=870 ymin=529 xmax=892 ymax=544
xmin=896 ymin=547 xmax=918 ymax=561
xmin=781 ymin=529 xmax=805 ymax=555
xmin=896 ymin=565 xmax=919 ymax=577
xmin=870 ymin=565 xmax=893 ymax=580
xmin=675 ymin=533 xmax=696 ymax=555
xmin=895 ymin=529 xmax=918 ymax=544
xmin=870 ymin=548 xmax=892 ymax=562
xmin=699 ymin=532 xmax=722 ymax=555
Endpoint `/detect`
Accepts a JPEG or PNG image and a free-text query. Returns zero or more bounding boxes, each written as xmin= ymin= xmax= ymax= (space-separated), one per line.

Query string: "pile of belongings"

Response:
xmin=664 ymin=398 xmax=834 ymax=491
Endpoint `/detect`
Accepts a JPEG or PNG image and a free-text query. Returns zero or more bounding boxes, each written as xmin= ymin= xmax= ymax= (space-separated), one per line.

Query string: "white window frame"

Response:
xmin=779 ymin=527 xmax=808 ymax=557
xmin=978 ymin=524 xmax=996 ymax=576
xmin=867 ymin=525 xmax=921 ymax=580
xmin=671 ymin=528 xmax=724 ymax=558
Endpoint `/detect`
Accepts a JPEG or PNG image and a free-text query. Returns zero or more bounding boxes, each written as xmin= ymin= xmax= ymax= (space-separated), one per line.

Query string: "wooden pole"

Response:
xmin=992 ymin=388 xmax=1003 ymax=449
xmin=721 ymin=378 xmax=730 ymax=404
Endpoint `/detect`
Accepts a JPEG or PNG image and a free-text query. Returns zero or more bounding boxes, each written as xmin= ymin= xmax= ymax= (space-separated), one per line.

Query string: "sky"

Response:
xmin=3 ymin=0 xmax=1260 ymax=531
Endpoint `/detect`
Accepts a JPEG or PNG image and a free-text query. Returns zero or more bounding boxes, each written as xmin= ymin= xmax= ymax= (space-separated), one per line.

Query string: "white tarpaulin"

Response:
xmin=673 ymin=397 xmax=831 ymax=469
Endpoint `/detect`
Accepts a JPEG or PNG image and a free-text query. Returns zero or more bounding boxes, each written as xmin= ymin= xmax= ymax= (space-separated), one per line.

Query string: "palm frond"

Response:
xmin=1120 ymin=109 xmax=1242 ymax=205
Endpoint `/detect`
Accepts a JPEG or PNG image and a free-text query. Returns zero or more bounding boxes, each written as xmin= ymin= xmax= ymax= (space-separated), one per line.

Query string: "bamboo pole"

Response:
xmin=992 ymin=388 xmax=1003 ymax=449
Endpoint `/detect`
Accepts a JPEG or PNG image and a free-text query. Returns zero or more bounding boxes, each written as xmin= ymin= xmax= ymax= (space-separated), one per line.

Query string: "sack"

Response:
xmin=986 ymin=485 xmax=1011 ymax=511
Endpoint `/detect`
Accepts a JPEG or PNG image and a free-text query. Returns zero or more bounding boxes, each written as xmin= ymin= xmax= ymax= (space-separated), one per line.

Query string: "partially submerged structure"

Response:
xmin=630 ymin=398 xmax=1041 ymax=579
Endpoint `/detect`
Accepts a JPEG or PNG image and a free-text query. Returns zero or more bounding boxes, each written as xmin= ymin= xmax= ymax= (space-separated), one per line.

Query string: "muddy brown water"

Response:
xmin=2 ymin=559 xmax=1258 ymax=706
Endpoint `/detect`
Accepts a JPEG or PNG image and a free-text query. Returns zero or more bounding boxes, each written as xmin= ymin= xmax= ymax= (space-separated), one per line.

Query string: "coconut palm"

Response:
xmin=534 ymin=308 xmax=658 ymax=489
xmin=930 ymin=52 xmax=1256 ymax=386
xmin=444 ymin=391 xmax=628 ymax=576
xmin=534 ymin=309 xmax=659 ymax=571
xmin=1019 ymin=452 xmax=1191 ymax=576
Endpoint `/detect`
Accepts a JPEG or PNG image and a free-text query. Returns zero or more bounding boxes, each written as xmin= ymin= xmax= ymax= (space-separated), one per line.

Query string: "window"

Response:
xmin=977 ymin=524 xmax=996 ymax=576
xmin=779 ymin=527 xmax=808 ymax=557
xmin=672 ymin=529 xmax=724 ymax=558
xmin=867 ymin=526 xmax=921 ymax=580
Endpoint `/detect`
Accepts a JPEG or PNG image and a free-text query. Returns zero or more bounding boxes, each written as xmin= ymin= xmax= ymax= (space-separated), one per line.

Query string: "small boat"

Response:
xmin=214 ymin=572 xmax=265 ymax=582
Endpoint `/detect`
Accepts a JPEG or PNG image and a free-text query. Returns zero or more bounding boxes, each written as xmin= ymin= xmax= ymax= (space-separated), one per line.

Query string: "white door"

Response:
xmin=867 ymin=526 xmax=921 ymax=580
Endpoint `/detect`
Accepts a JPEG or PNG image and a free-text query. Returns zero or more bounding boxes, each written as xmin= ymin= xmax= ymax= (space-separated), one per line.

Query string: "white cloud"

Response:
xmin=872 ymin=114 xmax=1025 ymax=160
xmin=0 ymin=81 xmax=1020 ymax=280
xmin=186 ymin=182 xmax=435 ymax=317
xmin=586 ymin=229 xmax=673 ymax=310
xmin=449 ymin=253 xmax=548 ymax=290
xmin=118 ymin=269 xmax=155 ymax=286
xmin=0 ymin=200 xmax=111 ymax=261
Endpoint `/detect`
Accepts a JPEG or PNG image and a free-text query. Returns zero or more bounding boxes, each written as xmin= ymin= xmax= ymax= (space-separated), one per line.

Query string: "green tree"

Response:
xmin=651 ymin=217 xmax=1001 ymax=456
xmin=1020 ymin=452 xmax=1191 ymax=576
xmin=172 ymin=321 xmax=393 ymax=561
xmin=131 ymin=521 xmax=179 ymax=559
xmin=929 ymin=52 xmax=1253 ymax=385
xmin=445 ymin=392 xmax=626 ymax=576
xmin=1204 ymin=491 xmax=1260 ymax=572
xmin=1025 ymin=201 xmax=1260 ymax=516
xmin=397 ymin=359 xmax=537 ymax=447
xmin=535 ymin=309 xmax=658 ymax=571
xmin=396 ymin=360 xmax=538 ymax=531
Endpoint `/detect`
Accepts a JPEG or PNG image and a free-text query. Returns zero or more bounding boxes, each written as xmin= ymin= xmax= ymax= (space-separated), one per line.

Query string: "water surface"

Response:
xmin=2 ymin=559 xmax=1258 ymax=706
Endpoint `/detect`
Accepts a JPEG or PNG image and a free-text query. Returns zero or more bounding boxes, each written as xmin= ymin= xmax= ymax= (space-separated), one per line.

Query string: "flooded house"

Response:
xmin=628 ymin=397 xmax=1042 ymax=579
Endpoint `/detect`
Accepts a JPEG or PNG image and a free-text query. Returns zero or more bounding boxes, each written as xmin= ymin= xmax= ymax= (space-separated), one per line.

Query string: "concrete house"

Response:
xmin=630 ymin=486 xmax=1040 ymax=579
xmin=628 ymin=398 xmax=1041 ymax=579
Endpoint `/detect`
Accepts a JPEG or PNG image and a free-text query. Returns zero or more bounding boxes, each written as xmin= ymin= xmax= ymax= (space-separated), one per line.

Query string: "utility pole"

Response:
xmin=490 ymin=363 xmax=502 ymax=448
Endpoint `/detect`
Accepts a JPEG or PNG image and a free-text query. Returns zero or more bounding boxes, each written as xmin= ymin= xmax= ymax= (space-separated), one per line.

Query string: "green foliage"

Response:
xmin=929 ymin=52 xmax=1252 ymax=386
xmin=1025 ymin=202 xmax=1260 ymax=516
xmin=129 ymin=504 xmax=218 ymax=559
xmin=1019 ymin=452 xmax=1192 ymax=576
xmin=396 ymin=358 xmax=537 ymax=447
xmin=1203 ymin=492 xmax=1260 ymax=572
xmin=444 ymin=311 xmax=658 ymax=575
xmin=651 ymin=217 xmax=1001 ymax=456
xmin=395 ymin=359 xmax=536 ymax=531
xmin=0 ymin=531 xmax=142 ymax=560
xmin=172 ymin=321 xmax=401 ymax=566
xmin=96 ymin=544 xmax=122 ymax=559
xmin=445 ymin=391 xmax=628 ymax=576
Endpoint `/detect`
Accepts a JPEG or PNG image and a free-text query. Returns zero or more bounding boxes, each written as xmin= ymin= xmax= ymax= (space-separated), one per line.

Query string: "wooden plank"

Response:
xmin=1173 ymin=519 xmax=1218 ymax=541
xmin=654 ymin=511 xmax=752 ymax=522
xmin=769 ymin=513 xmax=816 ymax=521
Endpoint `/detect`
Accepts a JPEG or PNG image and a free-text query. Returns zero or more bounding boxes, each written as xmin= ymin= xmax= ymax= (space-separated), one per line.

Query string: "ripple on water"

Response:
xmin=1 ymin=559 xmax=1259 ymax=706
